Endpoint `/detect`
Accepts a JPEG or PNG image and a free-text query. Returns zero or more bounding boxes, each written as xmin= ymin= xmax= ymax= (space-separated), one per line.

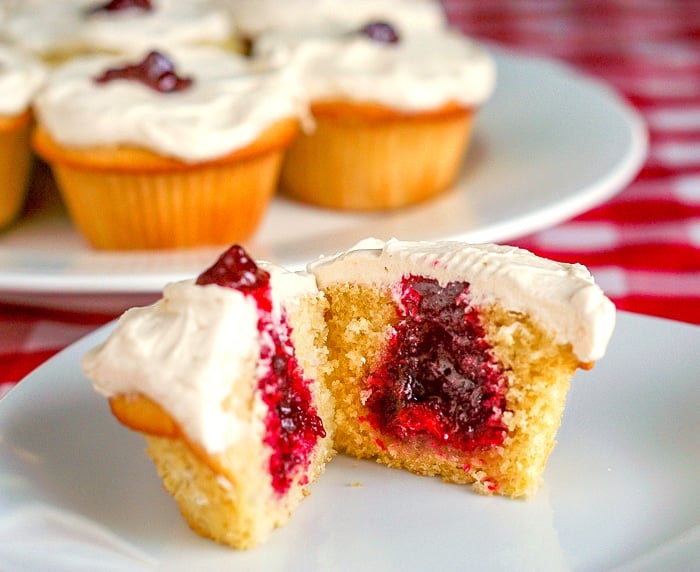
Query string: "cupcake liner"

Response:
xmin=33 ymin=120 xmax=297 ymax=250
xmin=50 ymin=151 xmax=283 ymax=250
xmin=0 ymin=112 xmax=33 ymax=228
xmin=281 ymin=103 xmax=475 ymax=211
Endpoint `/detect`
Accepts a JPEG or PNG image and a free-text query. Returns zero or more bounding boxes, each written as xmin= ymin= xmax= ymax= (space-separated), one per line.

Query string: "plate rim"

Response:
xmin=0 ymin=311 xmax=698 ymax=571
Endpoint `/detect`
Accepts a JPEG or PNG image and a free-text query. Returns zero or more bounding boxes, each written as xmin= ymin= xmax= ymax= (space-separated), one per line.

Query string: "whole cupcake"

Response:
xmin=2 ymin=0 xmax=236 ymax=64
xmin=0 ymin=45 xmax=47 ymax=229
xmin=32 ymin=46 xmax=301 ymax=250
xmin=255 ymin=24 xmax=496 ymax=211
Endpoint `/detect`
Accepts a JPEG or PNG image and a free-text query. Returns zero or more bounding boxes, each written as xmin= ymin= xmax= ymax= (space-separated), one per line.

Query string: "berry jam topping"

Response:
xmin=94 ymin=51 xmax=193 ymax=93
xmin=196 ymin=244 xmax=270 ymax=294
xmin=359 ymin=21 xmax=401 ymax=44
xmin=85 ymin=0 xmax=152 ymax=15
xmin=196 ymin=244 xmax=326 ymax=495
xmin=364 ymin=276 xmax=509 ymax=452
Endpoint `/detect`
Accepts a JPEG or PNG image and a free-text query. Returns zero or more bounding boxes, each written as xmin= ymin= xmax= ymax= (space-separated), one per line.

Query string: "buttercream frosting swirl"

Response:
xmin=0 ymin=45 xmax=47 ymax=115
xmin=308 ymin=238 xmax=616 ymax=362
xmin=255 ymin=28 xmax=496 ymax=111
xmin=224 ymin=0 xmax=447 ymax=37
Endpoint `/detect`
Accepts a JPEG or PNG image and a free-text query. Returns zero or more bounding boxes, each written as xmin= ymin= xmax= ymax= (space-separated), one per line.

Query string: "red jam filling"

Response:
xmin=197 ymin=245 xmax=326 ymax=495
xmin=94 ymin=51 xmax=193 ymax=93
xmin=364 ymin=276 xmax=509 ymax=452
xmin=85 ymin=0 xmax=152 ymax=15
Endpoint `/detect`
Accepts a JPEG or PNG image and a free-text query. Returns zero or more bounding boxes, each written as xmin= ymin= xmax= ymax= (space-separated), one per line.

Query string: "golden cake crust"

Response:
xmin=32 ymin=118 xmax=299 ymax=172
xmin=310 ymin=99 xmax=474 ymax=123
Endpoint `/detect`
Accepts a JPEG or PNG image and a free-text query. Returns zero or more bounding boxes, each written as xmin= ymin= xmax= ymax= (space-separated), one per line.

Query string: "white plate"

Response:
xmin=0 ymin=47 xmax=647 ymax=296
xmin=0 ymin=311 xmax=698 ymax=571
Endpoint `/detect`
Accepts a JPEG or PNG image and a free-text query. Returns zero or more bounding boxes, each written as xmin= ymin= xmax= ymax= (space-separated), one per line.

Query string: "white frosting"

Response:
xmin=308 ymin=238 xmax=616 ymax=362
xmin=83 ymin=262 xmax=319 ymax=454
xmin=0 ymin=45 xmax=47 ymax=115
xmin=84 ymin=0 xmax=232 ymax=56
xmin=33 ymin=46 xmax=303 ymax=161
xmin=255 ymin=28 xmax=495 ymax=111
xmin=224 ymin=0 xmax=447 ymax=37
xmin=2 ymin=0 xmax=233 ymax=57
xmin=2 ymin=1 xmax=86 ymax=56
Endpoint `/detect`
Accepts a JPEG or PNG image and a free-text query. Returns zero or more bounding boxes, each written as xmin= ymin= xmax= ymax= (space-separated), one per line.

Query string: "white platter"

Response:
xmin=0 ymin=47 xmax=647 ymax=296
xmin=0 ymin=311 xmax=698 ymax=571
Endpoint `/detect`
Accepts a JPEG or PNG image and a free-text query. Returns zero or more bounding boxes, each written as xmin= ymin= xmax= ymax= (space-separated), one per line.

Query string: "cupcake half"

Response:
xmin=83 ymin=245 xmax=335 ymax=548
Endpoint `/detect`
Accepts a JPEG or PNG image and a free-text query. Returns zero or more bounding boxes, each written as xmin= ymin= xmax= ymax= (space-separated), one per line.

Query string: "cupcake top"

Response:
xmin=308 ymin=238 xmax=616 ymax=363
xmin=83 ymin=257 xmax=319 ymax=454
xmin=0 ymin=44 xmax=47 ymax=115
xmin=225 ymin=0 xmax=447 ymax=38
xmin=33 ymin=46 xmax=304 ymax=161
xmin=255 ymin=25 xmax=496 ymax=112
xmin=2 ymin=0 xmax=233 ymax=58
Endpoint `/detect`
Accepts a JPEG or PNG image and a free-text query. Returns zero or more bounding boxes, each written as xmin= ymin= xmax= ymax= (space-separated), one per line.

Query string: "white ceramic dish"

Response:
xmin=0 ymin=311 xmax=697 ymax=571
xmin=0 ymin=47 xmax=647 ymax=297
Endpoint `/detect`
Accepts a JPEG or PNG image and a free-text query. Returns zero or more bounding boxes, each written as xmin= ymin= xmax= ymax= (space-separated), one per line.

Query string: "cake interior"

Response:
xmin=322 ymin=276 xmax=580 ymax=498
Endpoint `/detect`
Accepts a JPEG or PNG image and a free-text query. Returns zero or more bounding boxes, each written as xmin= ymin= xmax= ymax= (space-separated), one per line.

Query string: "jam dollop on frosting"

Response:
xmin=365 ymin=276 xmax=509 ymax=452
xmin=196 ymin=244 xmax=269 ymax=293
xmin=94 ymin=50 xmax=193 ymax=93
xmin=85 ymin=0 xmax=153 ymax=15
xmin=197 ymin=245 xmax=326 ymax=495
xmin=359 ymin=21 xmax=400 ymax=44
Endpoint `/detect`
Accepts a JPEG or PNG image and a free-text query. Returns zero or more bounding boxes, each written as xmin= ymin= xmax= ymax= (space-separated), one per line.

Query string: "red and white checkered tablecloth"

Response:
xmin=2 ymin=0 xmax=700 ymax=397
xmin=446 ymin=0 xmax=700 ymax=324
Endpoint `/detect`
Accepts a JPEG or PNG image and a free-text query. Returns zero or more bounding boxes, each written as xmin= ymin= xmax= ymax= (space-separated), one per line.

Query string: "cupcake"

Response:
xmin=255 ymin=24 xmax=496 ymax=211
xmin=32 ymin=46 xmax=301 ymax=250
xmin=0 ymin=45 xmax=47 ymax=229
xmin=83 ymin=245 xmax=335 ymax=548
xmin=2 ymin=0 xmax=236 ymax=64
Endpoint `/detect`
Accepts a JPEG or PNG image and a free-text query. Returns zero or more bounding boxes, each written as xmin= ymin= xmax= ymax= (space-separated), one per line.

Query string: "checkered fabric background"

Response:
xmin=445 ymin=0 xmax=700 ymax=322
xmin=2 ymin=0 xmax=699 ymax=395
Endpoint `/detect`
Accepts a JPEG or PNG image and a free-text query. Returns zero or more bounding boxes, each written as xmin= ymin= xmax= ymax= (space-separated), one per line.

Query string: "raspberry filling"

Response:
xmin=85 ymin=0 xmax=152 ymax=15
xmin=364 ymin=276 xmax=509 ymax=452
xmin=94 ymin=51 xmax=193 ymax=93
xmin=197 ymin=245 xmax=326 ymax=495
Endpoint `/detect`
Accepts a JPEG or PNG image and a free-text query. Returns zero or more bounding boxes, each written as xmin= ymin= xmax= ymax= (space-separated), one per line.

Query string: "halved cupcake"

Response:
xmin=308 ymin=238 xmax=616 ymax=497
xmin=32 ymin=46 xmax=301 ymax=249
xmin=83 ymin=245 xmax=335 ymax=548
